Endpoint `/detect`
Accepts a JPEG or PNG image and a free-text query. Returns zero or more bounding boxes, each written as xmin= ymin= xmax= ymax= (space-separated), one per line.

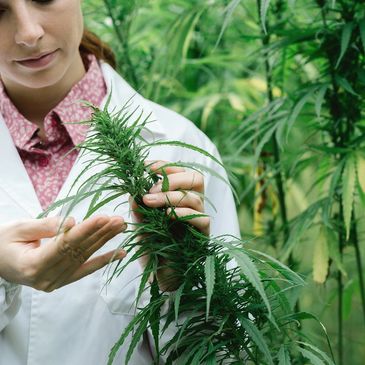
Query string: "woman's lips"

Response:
xmin=16 ymin=50 xmax=58 ymax=69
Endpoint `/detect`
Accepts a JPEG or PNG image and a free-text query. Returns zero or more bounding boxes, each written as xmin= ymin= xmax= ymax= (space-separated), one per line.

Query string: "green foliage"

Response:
xmin=43 ymin=102 xmax=329 ymax=364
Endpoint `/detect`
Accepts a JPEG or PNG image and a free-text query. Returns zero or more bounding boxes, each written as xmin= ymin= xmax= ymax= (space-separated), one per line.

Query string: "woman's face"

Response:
xmin=0 ymin=0 xmax=84 ymax=90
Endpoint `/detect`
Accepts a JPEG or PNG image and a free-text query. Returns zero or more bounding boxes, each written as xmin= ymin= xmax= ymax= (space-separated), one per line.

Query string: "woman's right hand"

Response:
xmin=0 ymin=215 xmax=127 ymax=292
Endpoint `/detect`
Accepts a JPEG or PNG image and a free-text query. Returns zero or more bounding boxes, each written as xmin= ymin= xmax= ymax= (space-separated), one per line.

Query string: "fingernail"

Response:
xmin=144 ymin=194 xmax=157 ymax=202
xmin=117 ymin=250 xmax=126 ymax=259
xmin=60 ymin=216 xmax=74 ymax=232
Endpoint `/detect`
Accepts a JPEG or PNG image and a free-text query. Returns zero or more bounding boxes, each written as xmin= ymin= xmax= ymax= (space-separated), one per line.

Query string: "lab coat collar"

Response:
xmin=99 ymin=62 xmax=167 ymax=140
xmin=0 ymin=61 xmax=167 ymax=218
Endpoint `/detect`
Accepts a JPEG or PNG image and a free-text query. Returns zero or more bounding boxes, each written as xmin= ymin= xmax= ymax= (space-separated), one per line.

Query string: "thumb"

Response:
xmin=11 ymin=216 xmax=76 ymax=241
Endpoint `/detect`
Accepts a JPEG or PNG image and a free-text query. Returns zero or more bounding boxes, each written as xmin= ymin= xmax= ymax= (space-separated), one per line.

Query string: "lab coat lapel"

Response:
xmin=0 ymin=115 xmax=42 ymax=217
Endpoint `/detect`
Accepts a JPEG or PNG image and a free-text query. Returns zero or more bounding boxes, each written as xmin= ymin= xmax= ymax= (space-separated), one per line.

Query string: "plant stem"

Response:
xmin=337 ymin=207 xmax=344 ymax=365
xmin=103 ymin=0 xmax=139 ymax=88
xmin=256 ymin=0 xmax=290 ymax=246
xmin=352 ymin=211 xmax=365 ymax=324
xmin=337 ymin=269 xmax=344 ymax=365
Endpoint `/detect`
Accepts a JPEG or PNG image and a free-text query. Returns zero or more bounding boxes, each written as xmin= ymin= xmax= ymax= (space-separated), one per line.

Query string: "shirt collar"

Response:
xmin=99 ymin=61 xmax=167 ymax=139
xmin=53 ymin=54 xmax=106 ymax=146
xmin=0 ymin=54 xmax=106 ymax=149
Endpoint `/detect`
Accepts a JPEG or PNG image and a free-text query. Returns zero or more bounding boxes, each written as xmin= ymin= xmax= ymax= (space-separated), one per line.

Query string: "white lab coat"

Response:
xmin=0 ymin=62 xmax=239 ymax=364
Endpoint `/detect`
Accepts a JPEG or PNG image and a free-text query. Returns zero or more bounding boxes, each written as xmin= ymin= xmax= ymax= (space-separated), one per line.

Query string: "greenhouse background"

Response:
xmin=83 ymin=1 xmax=365 ymax=364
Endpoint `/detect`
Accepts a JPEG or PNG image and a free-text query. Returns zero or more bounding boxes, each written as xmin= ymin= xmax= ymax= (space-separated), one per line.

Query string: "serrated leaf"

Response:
xmin=278 ymin=346 xmax=291 ymax=365
xmin=335 ymin=22 xmax=354 ymax=69
xmin=298 ymin=348 xmax=325 ymax=365
xmin=342 ymin=155 xmax=356 ymax=240
xmin=239 ymin=316 xmax=274 ymax=365
xmin=205 ymin=256 xmax=216 ymax=320
xmin=260 ymin=0 xmax=271 ymax=34
xmin=225 ymin=245 xmax=271 ymax=315
xmin=313 ymin=227 xmax=329 ymax=284
xmin=145 ymin=140 xmax=224 ymax=169
xmin=297 ymin=341 xmax=335 ymax=365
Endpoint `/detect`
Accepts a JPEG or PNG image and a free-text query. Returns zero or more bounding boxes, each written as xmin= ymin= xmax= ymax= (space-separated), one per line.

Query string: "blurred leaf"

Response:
xmin=278 ymin=346 xmax=291 ymax=365
xmin=343 ymin=279 xmax=356 ymax=320
xmin=215 ymin=0 xmax=241 ymax=48
xmin=315 ymin=84 xmax=329 ymax=118
xmin=335 ymin=75 xmax=358 ymax=96
xmin=313 ymin=227 xmax=329 ymax=284
xmin=342 ymin=155 xmax=356 ymax=240
xmin=260 ymin=0 xmax=271 ymax=34
xmin=285 ymin=89 xmax=313 ymax=141
xmin=327 ymin=230 xmax=347 ymax=277
xmin=335 ymin=22 xmax=354 ymax=69
xmin=355 ymin=152 xmax=365 ymax=196
xmin=281 ymin=200 xmax=323 ymax=261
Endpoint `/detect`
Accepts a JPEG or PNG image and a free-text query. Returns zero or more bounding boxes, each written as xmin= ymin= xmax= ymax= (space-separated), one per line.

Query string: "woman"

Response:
xmin=0 ymin=1 xmax=239 ymax=364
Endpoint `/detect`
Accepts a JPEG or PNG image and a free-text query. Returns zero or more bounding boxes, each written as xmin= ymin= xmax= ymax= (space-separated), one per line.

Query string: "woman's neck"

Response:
xmin=1 ymin=53 xmax=86 ymax=129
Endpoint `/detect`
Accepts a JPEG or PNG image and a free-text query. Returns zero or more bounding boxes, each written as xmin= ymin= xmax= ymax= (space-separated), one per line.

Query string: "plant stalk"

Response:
xmin=352 ymin=211 xmax=365 ymax=324
xmin=103 ymin=0 xmax=139 ymax=88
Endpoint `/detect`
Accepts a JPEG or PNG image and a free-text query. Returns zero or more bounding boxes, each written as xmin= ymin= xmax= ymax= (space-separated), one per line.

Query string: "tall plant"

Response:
xmin=234 ymin=0 xmax=365 ymax=363
xmin=41 ymin=97 xmax=333 ymax=364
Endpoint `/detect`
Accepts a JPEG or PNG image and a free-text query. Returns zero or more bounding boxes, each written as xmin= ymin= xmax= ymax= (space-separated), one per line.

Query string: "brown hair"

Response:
xmin=79 ymin=29 xmax=117 ymax=69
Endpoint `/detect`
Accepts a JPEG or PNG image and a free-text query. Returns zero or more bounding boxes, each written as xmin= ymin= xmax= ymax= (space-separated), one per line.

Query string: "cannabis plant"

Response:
xmin=41 ymin=96 xmax=333 ymax=364
xmin=233 ymin=1 xmax=365 ymax=364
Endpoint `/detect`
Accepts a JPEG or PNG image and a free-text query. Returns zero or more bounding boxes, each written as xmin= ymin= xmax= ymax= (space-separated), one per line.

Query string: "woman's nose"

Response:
xmin=14 ymin=7 xmax=44 ymax=47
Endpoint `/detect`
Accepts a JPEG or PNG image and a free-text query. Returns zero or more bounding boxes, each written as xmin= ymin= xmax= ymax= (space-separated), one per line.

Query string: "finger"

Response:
xmin=63 ymin=249 xmax=127 ymax=285
xmin=11 ymin=216 xmax=75 ymax=242
xmin=42 ymin=216 xmax=121 ymax=266
xmin=145 ymin=160 xmax=185 ymax=175
xmin=149 ymin=172 xmax=204 ymax=194
xmin=143 ymin=191 xmax=204 ymax=212
xmin=83 ymin=218 xmax=127 ymax=257
xmin=167 ymin=207 xmax=210 ymax=235
xmin=60 ymin=215 xmax=121 ymax=250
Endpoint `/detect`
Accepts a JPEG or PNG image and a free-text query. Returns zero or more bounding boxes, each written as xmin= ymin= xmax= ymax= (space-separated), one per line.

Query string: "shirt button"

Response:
xmin=39 ymin=156 xmax=50 ymax=167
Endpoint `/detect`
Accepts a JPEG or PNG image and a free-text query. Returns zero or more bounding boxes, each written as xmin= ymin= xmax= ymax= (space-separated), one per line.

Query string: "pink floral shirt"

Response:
xmin=0 ymin=54 xmax=107 ymax=210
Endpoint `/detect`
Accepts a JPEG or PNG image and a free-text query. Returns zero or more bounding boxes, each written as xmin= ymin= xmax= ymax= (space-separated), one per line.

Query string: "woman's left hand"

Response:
xmin=130 ymin=160 xmax=210 ymax=291
xmin=141 ymin=160 xmax=210 ymax=235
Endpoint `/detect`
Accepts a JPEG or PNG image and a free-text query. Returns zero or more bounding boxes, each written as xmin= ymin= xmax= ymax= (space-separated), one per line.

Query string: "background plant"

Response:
xmin=82 ymin=0 xmax=365 ymax=364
